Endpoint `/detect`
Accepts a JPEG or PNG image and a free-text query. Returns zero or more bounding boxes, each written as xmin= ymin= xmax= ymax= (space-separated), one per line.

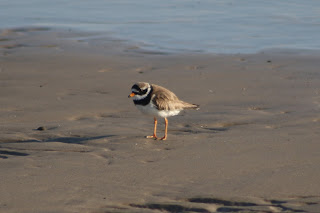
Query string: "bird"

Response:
xmin=128 ymin=82 xmax=199 ymax=140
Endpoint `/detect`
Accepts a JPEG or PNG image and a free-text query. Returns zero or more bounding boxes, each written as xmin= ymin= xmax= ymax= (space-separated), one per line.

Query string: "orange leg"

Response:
xmin=146 ymin=117 xmax=158 ymax=139
xmin=160 ymin=118 xmax=168 ymax=140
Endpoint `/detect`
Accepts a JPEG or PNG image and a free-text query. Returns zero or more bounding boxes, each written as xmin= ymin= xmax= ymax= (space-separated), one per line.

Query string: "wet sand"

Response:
xmin=1 ymin=28 xmax=320 ymax=212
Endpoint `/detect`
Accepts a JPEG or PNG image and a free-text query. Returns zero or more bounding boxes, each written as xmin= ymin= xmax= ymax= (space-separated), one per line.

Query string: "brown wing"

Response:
xmin=151 ymin=84 xmax=198 ymax=111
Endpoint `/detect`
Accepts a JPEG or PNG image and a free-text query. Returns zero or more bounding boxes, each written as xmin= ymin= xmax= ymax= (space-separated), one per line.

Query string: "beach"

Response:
xmin=1 ymin=28 xmax=320 ymax=212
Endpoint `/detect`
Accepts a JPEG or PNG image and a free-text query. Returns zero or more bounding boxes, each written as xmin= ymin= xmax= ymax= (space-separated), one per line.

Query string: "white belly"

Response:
xmin=136 ymin=103 xmax=181 ymax=118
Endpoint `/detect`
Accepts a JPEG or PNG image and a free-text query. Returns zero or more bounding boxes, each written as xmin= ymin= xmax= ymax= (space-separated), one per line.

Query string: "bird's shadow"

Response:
xmin=0 ymin=135 xmax=115 ymax=159
xmin=11 ymin=135 xmax=115 ymax=145
xmin=0 ymin=150 xmax=29 ymax=159
xmin=43 ymin=135 xmax=115 ymax=144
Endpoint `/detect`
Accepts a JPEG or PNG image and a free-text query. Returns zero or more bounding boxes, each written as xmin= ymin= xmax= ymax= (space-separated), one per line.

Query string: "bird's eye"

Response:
xmin=142 ymin=88 xmax=148 ymax=94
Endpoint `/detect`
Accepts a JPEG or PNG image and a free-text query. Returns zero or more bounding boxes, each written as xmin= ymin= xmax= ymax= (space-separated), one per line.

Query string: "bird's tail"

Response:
xmin=183 ymin=102 xmax=200 ymax=110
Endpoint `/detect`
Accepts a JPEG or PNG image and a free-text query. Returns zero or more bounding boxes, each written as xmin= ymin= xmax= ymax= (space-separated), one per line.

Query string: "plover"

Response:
xmin=128 ymin=82 xmax=199 ymax=140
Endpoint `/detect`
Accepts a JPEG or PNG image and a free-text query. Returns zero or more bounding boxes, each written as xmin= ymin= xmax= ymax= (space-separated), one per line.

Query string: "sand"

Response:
xmin=1 ymin=28 xmax=320 ymax=213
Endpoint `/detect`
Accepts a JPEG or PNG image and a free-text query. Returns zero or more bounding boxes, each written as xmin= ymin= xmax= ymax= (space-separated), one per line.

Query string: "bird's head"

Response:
xmin=128 ymin=82 xmax=152 ymax=100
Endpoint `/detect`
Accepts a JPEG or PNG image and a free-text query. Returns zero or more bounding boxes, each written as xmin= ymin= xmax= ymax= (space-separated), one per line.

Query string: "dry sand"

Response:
xmin=1 ymin=28 xmax=320 ymax=213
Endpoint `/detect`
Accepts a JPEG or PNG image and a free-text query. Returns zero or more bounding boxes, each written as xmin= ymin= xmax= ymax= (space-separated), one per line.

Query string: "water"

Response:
xmin=1 ymin=0 xmax=320 ymax=54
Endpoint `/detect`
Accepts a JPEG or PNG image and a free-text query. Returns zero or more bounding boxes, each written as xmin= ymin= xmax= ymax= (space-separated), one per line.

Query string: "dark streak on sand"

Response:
xmin=103 ymin=196 xmax=318 ymax=213
xmin=130 ymin=203 xmax=210 ymax=213
xmin=188 ymin=197 xmax=257 ymax=207
xmin=0 ymin=149 xmax=29 ymax=159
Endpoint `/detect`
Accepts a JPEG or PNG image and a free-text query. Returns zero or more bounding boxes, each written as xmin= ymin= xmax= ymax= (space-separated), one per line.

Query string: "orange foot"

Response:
xmin=159 ymin=136 xmax=167 ymax=141
xmin=146 ymin=135 xmax=158 ymax=140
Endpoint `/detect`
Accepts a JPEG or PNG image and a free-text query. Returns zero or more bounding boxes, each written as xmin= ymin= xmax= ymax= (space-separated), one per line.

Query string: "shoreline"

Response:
xmin=2 ymin=26 xmax=320 ymax=56
xmin=1 ymin=27 xmax=320 ymax=212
